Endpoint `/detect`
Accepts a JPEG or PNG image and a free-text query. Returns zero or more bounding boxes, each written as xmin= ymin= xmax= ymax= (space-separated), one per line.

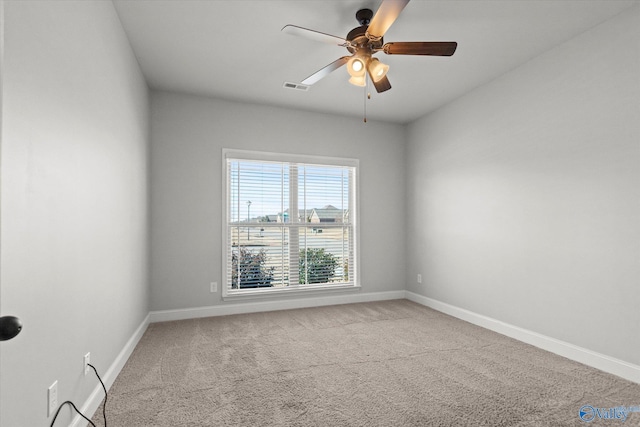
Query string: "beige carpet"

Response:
xmin=91 ymin=300 xmax=640 ymax=426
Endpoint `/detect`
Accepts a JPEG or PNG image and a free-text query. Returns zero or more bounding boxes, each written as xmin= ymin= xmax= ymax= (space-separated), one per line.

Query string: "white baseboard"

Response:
xmin=405 ymin=291 xmax=640 ymax=384
xmin=72 ymin=313 xmax=151 ymax=427
xmin=149 ymin=290 xmax=406 ymax=323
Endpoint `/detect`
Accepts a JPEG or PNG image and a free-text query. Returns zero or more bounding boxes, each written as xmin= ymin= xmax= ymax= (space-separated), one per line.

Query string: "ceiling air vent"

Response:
xmin=283 ymin=82 xmax=310 ymax=91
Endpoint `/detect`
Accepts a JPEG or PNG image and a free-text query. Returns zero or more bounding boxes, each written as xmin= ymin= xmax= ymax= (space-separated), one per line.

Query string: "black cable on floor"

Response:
xmin=88 ymin=363 xmax=108 ymax=427
xmin=49 ymin=363 xmax=107 ymax=427
xmin=49 ymin=401 xmax=96 ymax=427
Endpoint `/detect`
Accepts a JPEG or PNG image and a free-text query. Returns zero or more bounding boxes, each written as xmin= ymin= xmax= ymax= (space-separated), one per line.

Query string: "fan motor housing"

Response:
xmin=346 ymin=25 xmax=383 ymax=54
xmin=346 ymin=9 xmax=384 ymax=54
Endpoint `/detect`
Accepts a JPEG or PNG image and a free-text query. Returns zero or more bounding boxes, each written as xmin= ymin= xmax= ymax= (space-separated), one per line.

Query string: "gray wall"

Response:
xmin=150 ymin=92 xmax=406 ymax=311
xmin=0 ymin=2 xmax=149 ymax=426
xmin=405 ymin=6 xmax=640 ymax=365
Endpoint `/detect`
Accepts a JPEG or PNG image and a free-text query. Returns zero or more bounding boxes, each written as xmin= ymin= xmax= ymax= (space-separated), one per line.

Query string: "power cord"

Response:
xmin=88 ymin=363 xmax=108 ymax=427
xmin=49 ymin=401 xmax=95 ymax=427
xmin=49 ymin=363 xmax=107 ymax=427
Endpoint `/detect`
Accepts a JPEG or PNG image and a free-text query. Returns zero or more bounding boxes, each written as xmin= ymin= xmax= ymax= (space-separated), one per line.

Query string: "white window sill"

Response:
xmin=222 ymin=283 xmax=361 ymax=302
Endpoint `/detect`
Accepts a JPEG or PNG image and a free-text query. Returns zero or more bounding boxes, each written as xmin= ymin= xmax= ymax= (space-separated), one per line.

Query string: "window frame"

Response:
xmin=222 ymin=149 xmax=360 ymax=299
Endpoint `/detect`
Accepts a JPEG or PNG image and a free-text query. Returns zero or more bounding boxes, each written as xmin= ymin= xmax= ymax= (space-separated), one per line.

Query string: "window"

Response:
xmin=223 ymin=149 xmax=359 ymax=297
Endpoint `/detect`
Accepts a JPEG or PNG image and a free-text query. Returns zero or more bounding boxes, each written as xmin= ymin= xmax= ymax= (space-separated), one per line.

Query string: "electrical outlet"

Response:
xmin=48 ymin=381 xmax=58 ymax=416
xmin=210 ymin=282 xmax=217 ymax=293
xmin=84 ymin=352 xmax=91 ymax=375
xmin=417 ymin=274 xmax=422 ymax=284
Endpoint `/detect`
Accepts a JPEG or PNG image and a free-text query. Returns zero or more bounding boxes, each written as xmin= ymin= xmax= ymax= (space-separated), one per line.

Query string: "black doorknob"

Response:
xmin=0 ymin=316 xmax=23 ymax=341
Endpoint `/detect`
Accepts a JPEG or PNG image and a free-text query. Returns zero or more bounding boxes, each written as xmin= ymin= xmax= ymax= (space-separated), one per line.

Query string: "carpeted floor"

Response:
xmin=91 ymin=299 xmax=640 ymax=426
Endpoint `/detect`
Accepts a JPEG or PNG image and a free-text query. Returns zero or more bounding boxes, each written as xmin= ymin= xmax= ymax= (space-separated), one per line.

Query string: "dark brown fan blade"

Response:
xmin=383 ymin=41 xmax=457 ymax=56
xmin=301 ymin=57 xmax=350 ymax=85
xmin=282 ymin=25 xmax=349 ymax=47
xmin=366 ymin=0 xmax=410 ymax=41
xmin=371 ymin=74 xmax=392 ymax=93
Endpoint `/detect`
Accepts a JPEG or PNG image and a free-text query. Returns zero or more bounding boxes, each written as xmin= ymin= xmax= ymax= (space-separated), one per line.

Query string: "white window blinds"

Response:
xmin=223 ymin=150 xmax=358 ymax=296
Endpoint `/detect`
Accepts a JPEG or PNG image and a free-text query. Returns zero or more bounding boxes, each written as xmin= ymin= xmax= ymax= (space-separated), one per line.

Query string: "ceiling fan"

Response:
xmin=282 ymin=0 xmax=457 ymax=94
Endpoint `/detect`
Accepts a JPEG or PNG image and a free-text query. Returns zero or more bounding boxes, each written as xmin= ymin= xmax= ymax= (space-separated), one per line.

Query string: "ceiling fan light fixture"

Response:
xmin=367 ymin=58 xmax=389 ymax=82
xmin=348 ymin=75 xmax=366 ymax=87
xmin=283 ymin=1 xmax=458 ymax=100
xmin=347 ymin=57 xmax=366 ymax=78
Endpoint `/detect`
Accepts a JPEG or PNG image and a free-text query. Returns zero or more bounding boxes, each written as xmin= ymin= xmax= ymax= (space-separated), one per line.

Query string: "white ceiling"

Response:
xmin=113 ymin=0 xmax=638 ymax=124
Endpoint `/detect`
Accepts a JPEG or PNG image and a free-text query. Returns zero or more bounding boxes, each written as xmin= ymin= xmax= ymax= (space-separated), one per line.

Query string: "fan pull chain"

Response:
xmin=363 ymin=75 xmax=369 ymax=123
xmin=363 ymin=87 xmax=367 ymax=123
